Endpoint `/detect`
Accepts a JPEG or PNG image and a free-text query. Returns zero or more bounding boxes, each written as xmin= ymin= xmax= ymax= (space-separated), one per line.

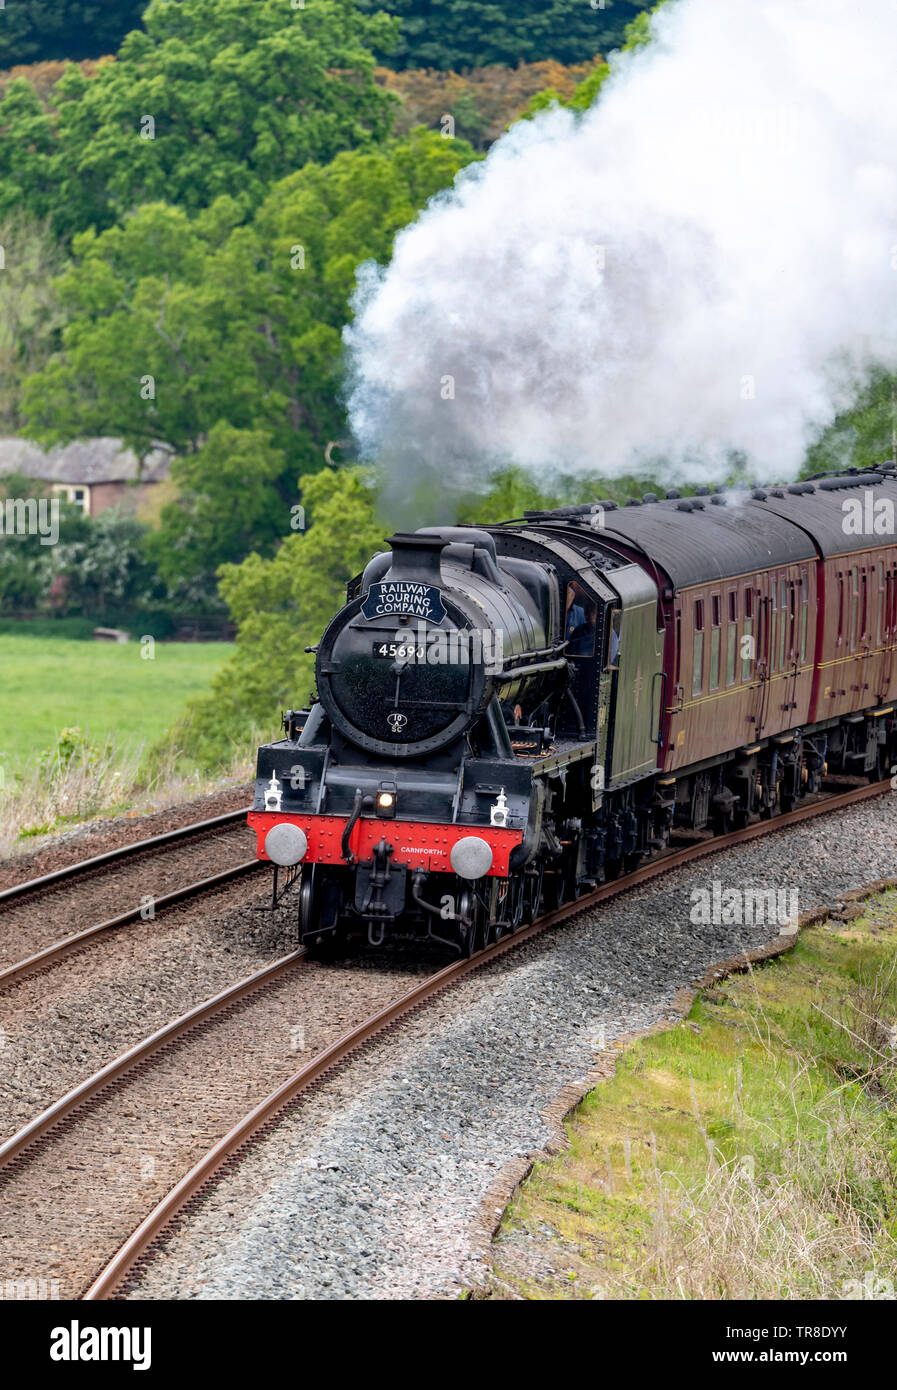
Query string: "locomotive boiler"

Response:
xmin=249 ymin=463 xmax=897 ymax=954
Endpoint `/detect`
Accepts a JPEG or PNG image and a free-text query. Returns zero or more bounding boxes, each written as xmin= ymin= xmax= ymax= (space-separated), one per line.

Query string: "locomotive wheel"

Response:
xmin=543 ymin=845 xmax=580 ymax=910
xmin=522 ymin=862 xmax=544 ymax=924
xmin=868 ymin=744 xmax=889 ymax=783
xmin=459 ymin=889 xmax=480 ymax=956
xmin=506 ymin=874 xmax=526 ymax=932
xmin=541 ymin=868 xmax=567 ymax=912
xmin=299 ymin=867 xmax=346 ymax=957
xmin=759 ymin=778 xmax=780 ymax=820
xmin=298 ymin=866 xmax=317 ymax=938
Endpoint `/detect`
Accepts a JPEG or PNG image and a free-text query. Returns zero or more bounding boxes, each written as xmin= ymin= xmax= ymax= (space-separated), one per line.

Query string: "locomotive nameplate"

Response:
xmin=361 ymin=581 xmax=446 ymax=622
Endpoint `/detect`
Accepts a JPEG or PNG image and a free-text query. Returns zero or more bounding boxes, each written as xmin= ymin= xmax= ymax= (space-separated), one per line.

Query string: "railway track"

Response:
xmin=0 ymin=860 xmax=261 ymax=991
xmin=0 ymin=807 xmax=252 ymax=904
xmin=0 ymin=808 xmax=257 ymax=981
xmin=2 ymin=775 xmax=882 ymax=1302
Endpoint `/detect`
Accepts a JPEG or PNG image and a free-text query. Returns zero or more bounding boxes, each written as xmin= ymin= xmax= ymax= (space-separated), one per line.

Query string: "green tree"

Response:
xmin=805 ymin=370 xmax=897 ymax=477
xmin=145 ymin=424 xmax=290 ymax=594
xmin=0 ymin=0 xmax=400 ymax=240
xmin=176 ymin=466 xmax=387 ymax=764
xmin=24 ymin=130 xmax=477 ymax=582
xmin=54 ymin=506 xmax=160 ymax=618
xmin=0 ymin=213 xmax=67 ymax=432
xmin=23 ymin=201 xmax=247 ymax=460
xmin=0 ymin=2 xmax=146 ymax=67
xmin=0 ymin=472 xmax=93 ymax=613
xmin=522 ymin=2 xmax=662 ymax=119
xmin=0 ymin=78 xmax=58 ymax=227
xmin=355 ymin=0 xmax=654 ymax=69
xmin=0 ymin=472 xmax=54 ymax=611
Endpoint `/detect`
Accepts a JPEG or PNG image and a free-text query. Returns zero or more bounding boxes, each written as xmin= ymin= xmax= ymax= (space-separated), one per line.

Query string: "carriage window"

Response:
xmin=861 ymin=571 xmax=868 ymax=643
xmin=693 ymin=599 xmax=704 ymax=696
xmin=849 ymin=566 xmax=858 ymax=652
xmin=726 ymin=590 xmax=737 ymax=686
xmin=564 ymin=582 xmax=598 ymax=657
xmin=877 ymin=562 xmax=885 ymax=644
xmin=709 ymin=593 xmax=721 ymax=690
xmin=800 ymin=571 xmax=808 ymax=662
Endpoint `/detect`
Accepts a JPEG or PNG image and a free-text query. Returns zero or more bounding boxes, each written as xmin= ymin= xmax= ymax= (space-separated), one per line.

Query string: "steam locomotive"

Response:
xmin=249 ymin=462 xmax=897 ymax=953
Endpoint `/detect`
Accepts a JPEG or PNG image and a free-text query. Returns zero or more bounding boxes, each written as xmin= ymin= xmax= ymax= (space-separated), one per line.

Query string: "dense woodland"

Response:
xmin=0 ymin=0 xmax=892 ymax=764
xmin=0 ymin=0 xmax=650 ymax=69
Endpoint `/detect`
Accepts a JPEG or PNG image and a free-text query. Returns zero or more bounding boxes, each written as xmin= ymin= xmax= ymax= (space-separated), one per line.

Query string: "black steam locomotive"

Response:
xmin=249 ymin=462 xmax=897 ymax=953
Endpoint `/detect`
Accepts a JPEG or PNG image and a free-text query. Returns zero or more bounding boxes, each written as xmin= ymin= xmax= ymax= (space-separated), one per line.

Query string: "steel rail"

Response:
xmin=0 ymin=944 xmax=305 ymax=1170
xmin=0 ymin=806 xmax=252 ymax=905
xmin=83 ymin=776 xmax=893 ymax=1300
xmin=0 ymin=859 xmax=264 ymax=991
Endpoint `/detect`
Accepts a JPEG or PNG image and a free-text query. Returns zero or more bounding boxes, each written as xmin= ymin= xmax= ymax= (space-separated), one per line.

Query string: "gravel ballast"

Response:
xmin=0 ymin=821 xmax=257 ymax=971
xmin=125 ymin=792 xmax=897 ymax=1301
xmin=0 ymin=783 xmax=253 ymax=892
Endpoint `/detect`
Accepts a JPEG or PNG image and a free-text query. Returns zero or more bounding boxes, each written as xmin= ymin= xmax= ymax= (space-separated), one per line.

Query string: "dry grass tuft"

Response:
xmin=0 ymin=727 xmax=254 ymax=860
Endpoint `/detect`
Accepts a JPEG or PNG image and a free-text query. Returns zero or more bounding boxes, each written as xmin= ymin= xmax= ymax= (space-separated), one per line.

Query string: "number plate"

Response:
xmin=371 ymin=641 xmax=425 ymax=660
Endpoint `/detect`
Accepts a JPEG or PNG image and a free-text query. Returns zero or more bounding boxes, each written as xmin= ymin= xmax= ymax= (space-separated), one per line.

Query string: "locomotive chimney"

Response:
xmin=382 ymin=532 xmax=450 ymax=585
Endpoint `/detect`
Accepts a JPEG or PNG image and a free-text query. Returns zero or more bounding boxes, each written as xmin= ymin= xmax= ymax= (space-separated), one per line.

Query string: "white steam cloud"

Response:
xmin=345 ymin=0 xmax=897 ymax=503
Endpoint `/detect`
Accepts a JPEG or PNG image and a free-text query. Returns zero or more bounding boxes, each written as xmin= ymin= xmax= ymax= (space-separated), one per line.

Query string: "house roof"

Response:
xmin=0 ymin=437 xmax=172 ymax=486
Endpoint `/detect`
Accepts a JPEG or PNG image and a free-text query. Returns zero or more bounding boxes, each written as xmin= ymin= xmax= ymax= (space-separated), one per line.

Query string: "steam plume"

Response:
xmin=345 ymin=0 xmax=897 ymax=503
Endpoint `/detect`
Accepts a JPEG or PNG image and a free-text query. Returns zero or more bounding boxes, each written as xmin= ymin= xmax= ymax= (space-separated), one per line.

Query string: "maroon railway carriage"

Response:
xmin=250 ymin=463 xmax=897 ymax=952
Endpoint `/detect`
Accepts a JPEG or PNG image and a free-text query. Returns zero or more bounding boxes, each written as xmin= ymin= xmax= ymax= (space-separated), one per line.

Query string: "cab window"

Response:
xmin=605 ymin=608 xmax=621 ymax=669
xmin=564 ymin=582 xmax=598 ymax=657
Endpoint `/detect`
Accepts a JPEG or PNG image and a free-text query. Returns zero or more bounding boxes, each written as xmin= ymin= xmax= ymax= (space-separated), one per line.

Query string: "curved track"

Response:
xmin=78 ymin=776 xmax=890 ymax=1300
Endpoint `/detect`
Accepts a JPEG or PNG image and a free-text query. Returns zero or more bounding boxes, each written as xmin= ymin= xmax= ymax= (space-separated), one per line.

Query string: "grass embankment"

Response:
xmin=489 ymin=891 xmax=897 ymax=1300
xmin=0 ymin=633 xmax=232 ymax=772
xmin=0 ymin=632 xmax=249 ymax=854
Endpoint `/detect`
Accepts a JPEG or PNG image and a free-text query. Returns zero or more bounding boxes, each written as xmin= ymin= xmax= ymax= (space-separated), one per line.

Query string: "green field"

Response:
xmin=0 ymin=633 xmax=232 ymax=772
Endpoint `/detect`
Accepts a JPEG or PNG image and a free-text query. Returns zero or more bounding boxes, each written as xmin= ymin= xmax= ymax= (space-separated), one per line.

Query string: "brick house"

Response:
xmin=0 ymin=438 xmax=172 ymax=518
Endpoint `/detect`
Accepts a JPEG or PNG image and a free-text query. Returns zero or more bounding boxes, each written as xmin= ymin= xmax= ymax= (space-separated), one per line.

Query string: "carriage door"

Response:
xmin=883 ymin=565 xmax=896 ymax=695
xmin=752 ymin=577 xmax=771 ymax=737
xmin=847 ymin=565 xmax=864 ymax=712
xmin=784 ymin=575 xmax=800 ymax=718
